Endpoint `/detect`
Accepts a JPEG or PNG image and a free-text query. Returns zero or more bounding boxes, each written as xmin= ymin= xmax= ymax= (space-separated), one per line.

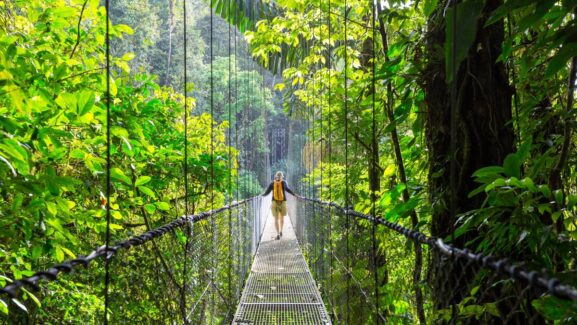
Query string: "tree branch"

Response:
xmin=57 ymin=67 xmax=105 ymax=82
xmin=550 ymin=56 xmax=577 ymax=189
xmin=130 ymin=167 xmax=183 ymax=292
xmin=377 ymin=3 xmax=425 ymax=323
xmin=69 ymin=0 xmax=88 ymax=59
xmin=351 ymin=132 xmax=384 ymax=172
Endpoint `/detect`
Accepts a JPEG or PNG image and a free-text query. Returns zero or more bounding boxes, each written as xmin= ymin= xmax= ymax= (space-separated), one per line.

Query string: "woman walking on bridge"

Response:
xmin=262 ymin=171 xmax=297 ymax=240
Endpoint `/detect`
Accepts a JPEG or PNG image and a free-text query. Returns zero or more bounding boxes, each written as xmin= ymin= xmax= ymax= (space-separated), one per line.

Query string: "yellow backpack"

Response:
xmin=273 ymin=180 xmax=284 ymax=201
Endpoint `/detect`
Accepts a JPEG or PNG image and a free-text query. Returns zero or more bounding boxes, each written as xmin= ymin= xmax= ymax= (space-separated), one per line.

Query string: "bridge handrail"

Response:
xmin=0 ymin=196 xmax=258 ymax=299
xmin=296 ymin=196 xmax=577 ymax=302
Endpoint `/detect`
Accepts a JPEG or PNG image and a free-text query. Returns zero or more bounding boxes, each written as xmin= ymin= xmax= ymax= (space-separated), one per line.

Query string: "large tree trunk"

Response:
xmin=423 ymin=0 xmax=514 ymax=316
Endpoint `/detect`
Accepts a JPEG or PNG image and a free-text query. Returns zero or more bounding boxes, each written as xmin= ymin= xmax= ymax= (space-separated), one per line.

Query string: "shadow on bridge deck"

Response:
xmin=233 ymin=213 xmax=331 ymax=324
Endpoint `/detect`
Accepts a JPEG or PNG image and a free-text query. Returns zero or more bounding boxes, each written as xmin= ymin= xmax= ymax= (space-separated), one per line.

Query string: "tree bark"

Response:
xmin=376 ymin=4 xmax=425 ymax=323
xmin=549 ymin=54 xmax=577 ymax=223
xmin=423 ymin=0 xmax=514 ymax=316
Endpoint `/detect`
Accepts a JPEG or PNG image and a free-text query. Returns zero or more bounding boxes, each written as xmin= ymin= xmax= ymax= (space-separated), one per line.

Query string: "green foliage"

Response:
xmin=532 ymin=295 xmax=577 ymax=321
xmin=0 ymin=0 xmax=236 ymax=319
xmin=2 ymin=0 xmax=577 ymax=321
xmin=238 ymin=170 xmax=263 ymax=197
xmin=463 ymin=145 xmax=576 ymax=264
xmin=445 ymin=0 xmax=486 ymax=83
xmin=240 ymin=0 xmax=577 ymax=321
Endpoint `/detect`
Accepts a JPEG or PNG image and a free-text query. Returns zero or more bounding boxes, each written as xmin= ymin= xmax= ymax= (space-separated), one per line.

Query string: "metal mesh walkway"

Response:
xmin=233 ymin=212 xmax=331 ymax=325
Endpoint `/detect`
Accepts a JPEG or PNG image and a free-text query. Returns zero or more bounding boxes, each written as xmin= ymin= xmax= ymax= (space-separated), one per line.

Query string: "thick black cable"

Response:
xmin=0 ymin=198 xmax=257 ymax=299
xmin=5 ymin=195 xmax=576 ymax=305
xmin=296 ymin=196 xmax=577 ymax=302
xmin=103 ymin=0 xmax=112 ymax=322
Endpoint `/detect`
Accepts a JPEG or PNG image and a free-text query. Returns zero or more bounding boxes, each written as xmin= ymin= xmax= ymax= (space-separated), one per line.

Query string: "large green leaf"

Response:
xmin=155 ymin=201 xmax=171 ymax=211
xmin=138 ymin=186 xmax=156 ymax=198
xmin=532 ymin=296 xmax=577 ymax=320
xmin=423 ymin=0 xmax=438 ymax=16
xmin=0 ymin=299 xmax=7 ymax=315
xmin=503 ymin=153 xmax=521 ymax=179
xmin=110 ymin=168 xmax=132 ymax=185
xmin=77 ymin=90 xmax=95 ymax=116
xmin=135 ymin=176 xmax=152 ymax=186
xmin=445 ymin=0 xmax=486 ymax=83
xmin=545 ymin=42 xmax=577 ymax=77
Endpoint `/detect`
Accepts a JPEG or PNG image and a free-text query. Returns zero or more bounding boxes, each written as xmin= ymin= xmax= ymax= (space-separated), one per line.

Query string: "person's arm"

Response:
xmin=283 ymin=181 xmax=297 ymax=196
xmin=261 ymin=182 xmax=273 ymax=196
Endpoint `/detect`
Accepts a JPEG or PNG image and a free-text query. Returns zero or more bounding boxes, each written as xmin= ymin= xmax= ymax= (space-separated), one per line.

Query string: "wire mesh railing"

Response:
xmin=289 ymin=196 xmax=577 ymax=324
xmin=1 ymin=197 xmax=268 ymax=323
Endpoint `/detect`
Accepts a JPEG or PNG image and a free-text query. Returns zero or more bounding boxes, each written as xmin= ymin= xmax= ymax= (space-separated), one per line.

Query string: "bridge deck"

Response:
xmin=233 ymin=212 xmax=331 ymax=324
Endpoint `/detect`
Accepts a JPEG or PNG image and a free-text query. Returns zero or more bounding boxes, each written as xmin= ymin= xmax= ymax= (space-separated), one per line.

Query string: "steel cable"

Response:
xmin=103 ymin=0 xmax=112 ymax=322
xmin=296 ymin=196 xmax=577 ymax=302
xmin=0 ymin=198 xmax=257 ymax=299
xmin=182 ymin=0 xmax=190 ymax=321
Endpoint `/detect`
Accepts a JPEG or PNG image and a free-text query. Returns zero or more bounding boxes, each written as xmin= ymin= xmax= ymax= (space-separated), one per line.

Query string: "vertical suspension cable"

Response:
xmin=234 ymin=16 xmax=242 ymax=293
xmin=310 ymin=11 xmax=316 ymax=258
xmin=209 ymin=1 xmax=216 ymax=323
xmin=449 ymin=0 xmax=458 ymax=322
xmin=317 ymin=0 xmax=325 ymax=290
xmin=344 ymin=0 xmax=350 ymax=322
xmin=244 ymin=55 xmax=249 ymax=239
xmin=263 ymin=69 xmax=267 ymax=176
xmin=370 ymin=0 xmax=379 ymax=321
xmin=242 ymin=58 xmax=247 ymax=199
xmin=227 ymin=0 xmax=233 ymax=312
xmin=234 ymin=27 xmax=240 ymax=201
xmin=327 ymin=0 xmax=334 ymax=312
xmin=182 ymin=0 xmax=190 ymax=321
xmin=103 ymin=0 xmax=112 ymax=323
xmin=245 ymin=61 xmax=250 ymax=198
xmin=251 ymin=61 xmax=255 ymax=196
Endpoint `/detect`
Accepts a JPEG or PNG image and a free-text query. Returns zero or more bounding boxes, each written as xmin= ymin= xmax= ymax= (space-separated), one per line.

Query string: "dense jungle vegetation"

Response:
xmin=224 ymin=0 xmax=577 ymax=321
xmin=0 ymin=0 xmax=280 ymax=320
xmin=1 ymin=0 xmax=577 ymax=322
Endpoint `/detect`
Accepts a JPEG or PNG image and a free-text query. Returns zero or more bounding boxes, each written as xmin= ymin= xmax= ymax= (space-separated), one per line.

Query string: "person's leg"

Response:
xmin=274 ymin=215 xmax=280 ymax=234
xmin=272 ymin=202 xmax=280 ymax=235
xmin=275 ymin=212 xmax=281 ymax=240
xmin=279 ymin=201 xmax=286 ymax=236
xmin=278 ymin=212 xmax=284 ymax=236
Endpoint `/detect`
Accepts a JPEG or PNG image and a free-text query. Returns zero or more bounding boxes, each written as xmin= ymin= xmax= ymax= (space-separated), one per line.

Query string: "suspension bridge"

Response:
xmin=2 ymin=193 xmax=577 ymax=324
xmin=2 ymin=0 xmax=577 ymax=323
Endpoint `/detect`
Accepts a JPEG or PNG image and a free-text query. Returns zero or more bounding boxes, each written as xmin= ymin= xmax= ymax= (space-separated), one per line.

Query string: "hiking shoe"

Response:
xmin=276 ymin=235 xmax=280 ymax=240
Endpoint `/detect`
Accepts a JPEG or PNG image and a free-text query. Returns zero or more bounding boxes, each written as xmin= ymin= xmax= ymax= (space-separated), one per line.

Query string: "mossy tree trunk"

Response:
xmin=422 ymin=0 xmax=515 ymax=313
